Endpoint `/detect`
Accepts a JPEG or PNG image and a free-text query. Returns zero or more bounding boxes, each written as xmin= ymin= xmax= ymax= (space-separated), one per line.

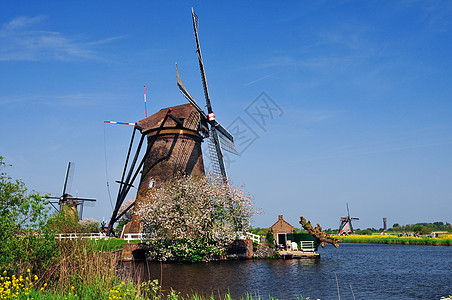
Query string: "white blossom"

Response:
xmin=137 ymin=175 xmax=255 ymax=261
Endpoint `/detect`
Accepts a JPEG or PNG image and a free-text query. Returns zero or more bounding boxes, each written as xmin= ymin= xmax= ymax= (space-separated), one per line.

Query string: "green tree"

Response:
xmin=265 ymin=229 xmax=275 ymax=248
xmin=0 ymin=156 xmax=49 ymax=229
xmin=0 ymin=156 xmax=56 ymax=273
xmin=355 ymin=229 xmax=373 ymax=235
xmin=413 ymin=224 xmax=423 ymax=233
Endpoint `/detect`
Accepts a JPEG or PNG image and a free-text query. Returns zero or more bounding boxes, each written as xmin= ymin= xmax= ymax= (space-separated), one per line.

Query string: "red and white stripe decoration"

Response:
xmin=104 ymin=121 xmax=136 ymax=126
xmin=144 ymin=85 xmax=148 ymax=118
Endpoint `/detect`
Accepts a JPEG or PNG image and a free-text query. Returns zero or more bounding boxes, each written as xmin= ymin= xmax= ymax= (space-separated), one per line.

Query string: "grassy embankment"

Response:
xmin=1 ymin=267 xmax=314 ymax=300
xmin=338 ymin=234 xmax=452 ymax=246
xmin=4 ymin=238 xmax=304 ymax=300
xmin=1 ymin=237 xmax=142 ymax=299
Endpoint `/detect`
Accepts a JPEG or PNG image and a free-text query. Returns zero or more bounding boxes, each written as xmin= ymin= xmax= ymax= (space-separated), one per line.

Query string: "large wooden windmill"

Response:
xmin=106 ymin=8 xmax=237 ymax=236
xmin=338 ymin=203 xmax=359 ymax=235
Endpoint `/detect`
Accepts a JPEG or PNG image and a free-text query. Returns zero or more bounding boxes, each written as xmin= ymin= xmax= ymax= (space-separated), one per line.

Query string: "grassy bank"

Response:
xmin=338 ymin=234 xmax=452 ymax=246
xmin=1 ymin=271 xmax=317 ymax=300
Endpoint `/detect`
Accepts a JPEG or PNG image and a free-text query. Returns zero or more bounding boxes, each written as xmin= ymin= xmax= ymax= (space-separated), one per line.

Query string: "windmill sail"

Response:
xmin=176 ymin=8 xmax=238 ymax=181
xmin=216 ymin=129 xmax=238 ymax=155
xmin=177 ymin=63 xmax=236 ymax=151
xmin=192 ymin=8 xmax=213 ymax=115
xmin=207 ymin=134 xmax=223 ymax=179
xmin=191 ymin=7 xmax=228 ymax=182
xmin=209 ymin=129 xmax=228 ymax=180
xmin=176 ymin=64 xmax=205 ymax=116
xmin=62 ymin=162 xmax=74 ymax=197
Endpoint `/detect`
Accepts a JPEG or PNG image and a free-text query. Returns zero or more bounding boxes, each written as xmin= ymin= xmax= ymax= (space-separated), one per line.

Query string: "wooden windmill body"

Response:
xmin=121 ymin=104 xmax=207 ymax=235
xmin=137 ymin=103 xmax=205 ymax=194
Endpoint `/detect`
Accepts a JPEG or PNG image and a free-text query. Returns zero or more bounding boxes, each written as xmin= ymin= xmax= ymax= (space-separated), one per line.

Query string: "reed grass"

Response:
xmin=29 ymin=238 xmax=143 ymax=299
xmin=88 ymin=238 xmax=140 ymax=252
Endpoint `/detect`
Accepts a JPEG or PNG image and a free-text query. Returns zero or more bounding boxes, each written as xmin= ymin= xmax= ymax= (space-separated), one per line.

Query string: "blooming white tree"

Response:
xmin=138 ymin=175 xmax=255 ymax=262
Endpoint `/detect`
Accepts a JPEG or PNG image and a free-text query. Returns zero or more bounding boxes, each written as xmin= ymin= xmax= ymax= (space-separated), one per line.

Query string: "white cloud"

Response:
xmin=0 ymin=92 xmax=124 ymax=107
xmin=2 ymin=15 xmax=46 ymax=31
xmin=0 ymin=16 xmax=120 ymax=62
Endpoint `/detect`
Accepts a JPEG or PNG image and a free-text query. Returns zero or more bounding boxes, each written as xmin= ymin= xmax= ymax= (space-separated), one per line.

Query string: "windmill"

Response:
xmin=176 ymin=7 xmax=237 ymax=182
xmin=106 ymin=8 xmax=237 ymax=236
xmin=46 ymin=162 xmax=96 ymax=220
xmin=338 ymin=203 xmax=359 ymax=235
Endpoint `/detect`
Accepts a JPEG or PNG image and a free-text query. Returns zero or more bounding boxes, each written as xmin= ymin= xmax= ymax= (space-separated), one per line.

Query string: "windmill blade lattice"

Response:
xmin=217 ymin=129 xmax=238 ymax=155
xmin=207 ymin=130 xmax=225 ymax=179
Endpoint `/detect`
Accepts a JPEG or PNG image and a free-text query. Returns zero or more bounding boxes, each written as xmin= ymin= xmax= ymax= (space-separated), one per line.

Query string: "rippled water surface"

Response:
xmin=129 ymin=244 xmax=452 ymax=299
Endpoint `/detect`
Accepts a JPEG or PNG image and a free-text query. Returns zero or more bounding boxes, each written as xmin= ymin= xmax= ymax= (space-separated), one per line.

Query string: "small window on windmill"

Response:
xmin=149 ymin=178 xmax=155 ymax=189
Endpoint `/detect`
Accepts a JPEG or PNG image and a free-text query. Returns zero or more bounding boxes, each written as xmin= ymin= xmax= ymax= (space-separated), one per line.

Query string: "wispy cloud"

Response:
xmin=2 ymin=15 xmax=46 ymax=31
xmin=0 ymin=16 xmax=121 ymax=62
xmin=0 ymin=92 xmax=124 ymax=107
xmin=297 ymin=135 xmax=452 ymax=164
xmin=243 ymin=70 xmax=284 ymax=86
xmin=397 ymin=0 xmax=452 ymax=34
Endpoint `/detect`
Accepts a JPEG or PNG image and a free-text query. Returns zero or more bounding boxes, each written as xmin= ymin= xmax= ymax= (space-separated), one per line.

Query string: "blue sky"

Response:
xmin=1 ymin=1 xmax=451 ymax=230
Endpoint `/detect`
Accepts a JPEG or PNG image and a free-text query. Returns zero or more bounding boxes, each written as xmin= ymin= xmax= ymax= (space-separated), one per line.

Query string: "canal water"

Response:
xmin=128 ymin=244 xmax=452 ymax=299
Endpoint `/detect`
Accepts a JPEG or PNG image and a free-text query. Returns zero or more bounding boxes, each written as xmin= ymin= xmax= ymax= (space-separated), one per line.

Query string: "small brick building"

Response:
xmin=270 ymin=215 xmax=294 ymax=247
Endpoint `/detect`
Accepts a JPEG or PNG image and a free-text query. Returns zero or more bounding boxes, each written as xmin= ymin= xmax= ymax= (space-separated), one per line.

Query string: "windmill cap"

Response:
xmin=138 ymin=103 xmax=200 ymax=135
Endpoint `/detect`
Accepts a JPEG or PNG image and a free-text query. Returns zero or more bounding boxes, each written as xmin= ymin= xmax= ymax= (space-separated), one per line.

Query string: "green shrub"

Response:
xmin=355 ymin=229 xmax=373 ymax=235
xmin=0 ymin=156 xmax=57 ymax=275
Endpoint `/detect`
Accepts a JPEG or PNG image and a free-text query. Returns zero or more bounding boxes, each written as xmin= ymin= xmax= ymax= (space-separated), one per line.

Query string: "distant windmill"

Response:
xmin=46 ymin=162 xmax=96 ymax=220
xmin=338 ymin=203 xmax=359 ymax=235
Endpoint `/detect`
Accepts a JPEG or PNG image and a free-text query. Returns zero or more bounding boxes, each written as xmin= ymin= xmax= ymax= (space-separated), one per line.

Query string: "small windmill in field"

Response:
xmin=46 ymin=162 xmax=96 ymax=220
xmin=338 ymin=203 xmax=359 ymax=235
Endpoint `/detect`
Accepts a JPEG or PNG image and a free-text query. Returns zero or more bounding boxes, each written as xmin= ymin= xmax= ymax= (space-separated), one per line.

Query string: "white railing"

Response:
xmin=236 ymin=232 xmax=261 ymax=243
xmin=300 ymin=241 xmax=315 ymax=252
xmin=246 ymin=232 xmax=261 ymax=243
xmin=55 ymin=233 xmax=108 ymax=241
xmin=55 ymin=232 xmax=261 ymax=244
xmin=123 ymin=233 xmax=144 ymax=243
